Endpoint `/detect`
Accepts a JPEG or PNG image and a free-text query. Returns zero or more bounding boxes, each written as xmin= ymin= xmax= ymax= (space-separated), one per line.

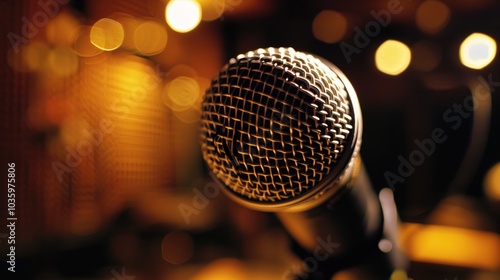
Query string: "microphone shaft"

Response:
xmin=278 ymin=159 xmax=402 ymax=279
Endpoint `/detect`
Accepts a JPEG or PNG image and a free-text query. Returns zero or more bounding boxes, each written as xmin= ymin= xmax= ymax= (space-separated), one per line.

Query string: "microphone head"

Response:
xmin=200 ymin=47 xmax=362 ymax=212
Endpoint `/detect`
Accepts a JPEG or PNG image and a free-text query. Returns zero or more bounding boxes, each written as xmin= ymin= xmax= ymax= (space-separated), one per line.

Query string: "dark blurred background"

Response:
xmin=0 ymin=0 xmax=499 ymax=279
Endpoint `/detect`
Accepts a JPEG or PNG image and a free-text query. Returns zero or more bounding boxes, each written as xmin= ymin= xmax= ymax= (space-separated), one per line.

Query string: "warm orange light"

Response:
xmin=47 ymin=47 xmax=79 ymax=77
xmin=460 ymin=33 xmax=497 ymax=70
xmin=191 ymin=258 xmax=247 ymax=280
xmin=484 ymin=162 xmax=500 ymax=202
xmin=415 ymin=0 xmax=451 ymax=34
xmin=390 ymin=269 xmax=409 ymax=280
xmin=162 ymin=76 xmax=200 ymax=111
xmin=73 ymin=26 xmax=103 ymax=57
xmin=22 ymin=41 xmax=49 ymax=71
xmin=90 ymin=18 xmax=124 ymax=51
xmin=134 ymin=20 xmax=168 ymax=56
xmin=400 ymin=223 xmax=500 ymax=270
xmin=170 ymin=76 xmax=207 ymax=123
xmin=165 ymin=0 xmax=202 ymax=33
xmin=375 ymin=40 xmax=411 ymax=75
xmin=312 ymin=10 xmax=347 ymax=44
xmin=108 ymin=13 xmax=139 ymax=51
xmin=59 ymin=117 xmax=91 ymax=149
xmin=199 ymin=0 xmax=225 ymax=21
xmin=46 ymin=12 xmax=80 ymax=47
xmin=166 ymin=64 xmax=197 ymax=78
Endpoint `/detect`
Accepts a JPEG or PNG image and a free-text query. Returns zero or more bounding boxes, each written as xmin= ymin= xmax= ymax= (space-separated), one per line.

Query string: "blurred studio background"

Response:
xmin=0 ymin=0 xmax=499 ymax=279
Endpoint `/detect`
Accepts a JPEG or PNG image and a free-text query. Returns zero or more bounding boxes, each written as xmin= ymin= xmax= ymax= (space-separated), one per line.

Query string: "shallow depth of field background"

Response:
xmin=0 ymin=0 xmax=499 ymax=279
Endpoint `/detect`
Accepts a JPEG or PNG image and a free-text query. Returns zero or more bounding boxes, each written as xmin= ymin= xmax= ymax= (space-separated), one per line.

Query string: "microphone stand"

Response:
xmin=279 ymin=161 xmax=407 ymax=280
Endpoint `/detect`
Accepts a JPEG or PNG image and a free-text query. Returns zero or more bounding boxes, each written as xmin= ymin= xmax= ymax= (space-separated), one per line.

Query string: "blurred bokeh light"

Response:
xmin=134 ymin=20 xmax=168 ymax=55
xmin=166 ymin=0 xmax=202 ymax=33
xmin=484 ymin=162 xmax=500 ymax=202
xmin=415 ymin=0 xmax=451 ymax=34
xmin=400 ymin=223 xmax=500 ymax=270
xmin=73 ymin=25 xmax=105 ymax=57
xmin=375 ymin=40 xmax=412 ymax=75
xmin=460 ymin=32 xmax=497 ymax=70
xmin=90 ymin=18 xmax=125 ymax=51
xmin=199 ymin=0 xmax=225 ymax=21
xmin=162 ymin=230 xmax=194 ymax=265
xmin=163 ymin=76 xmax=200 ymax=112
xmin=411 ymin=40 xmax=442 ymax=72
xmin=46 ymin=12 xmax=80 ymax=47
xmin=312 ymin=10 xmax=347 ymax=44
xmin=1 ymin=1 xmax=500 ymax=279
xmin=191 ymin=258 xmax=247 ymax=280
xmin=47 ymin=47 xmax=79 ymax=76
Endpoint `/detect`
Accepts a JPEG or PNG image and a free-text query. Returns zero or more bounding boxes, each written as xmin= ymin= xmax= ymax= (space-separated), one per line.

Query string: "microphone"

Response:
xmin=200 ymin=47 xmax=405 ymax=279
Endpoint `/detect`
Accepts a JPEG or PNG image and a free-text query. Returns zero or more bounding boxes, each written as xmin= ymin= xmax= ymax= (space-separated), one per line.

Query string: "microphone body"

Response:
xmin=278 ymin=161 xmax=401 ymax=279
xmin=200 ymin=47 xmax=406 ymax=279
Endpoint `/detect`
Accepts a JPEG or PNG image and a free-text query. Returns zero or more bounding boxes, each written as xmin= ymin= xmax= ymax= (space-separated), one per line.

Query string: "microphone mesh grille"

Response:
xmin=200 ymin=47 xmax=353 ymax=203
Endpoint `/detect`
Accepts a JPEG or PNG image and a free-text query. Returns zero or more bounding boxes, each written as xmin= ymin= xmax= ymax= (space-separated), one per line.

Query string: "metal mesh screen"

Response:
xmin=200 ymin=47 xmax=354 ymax=203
